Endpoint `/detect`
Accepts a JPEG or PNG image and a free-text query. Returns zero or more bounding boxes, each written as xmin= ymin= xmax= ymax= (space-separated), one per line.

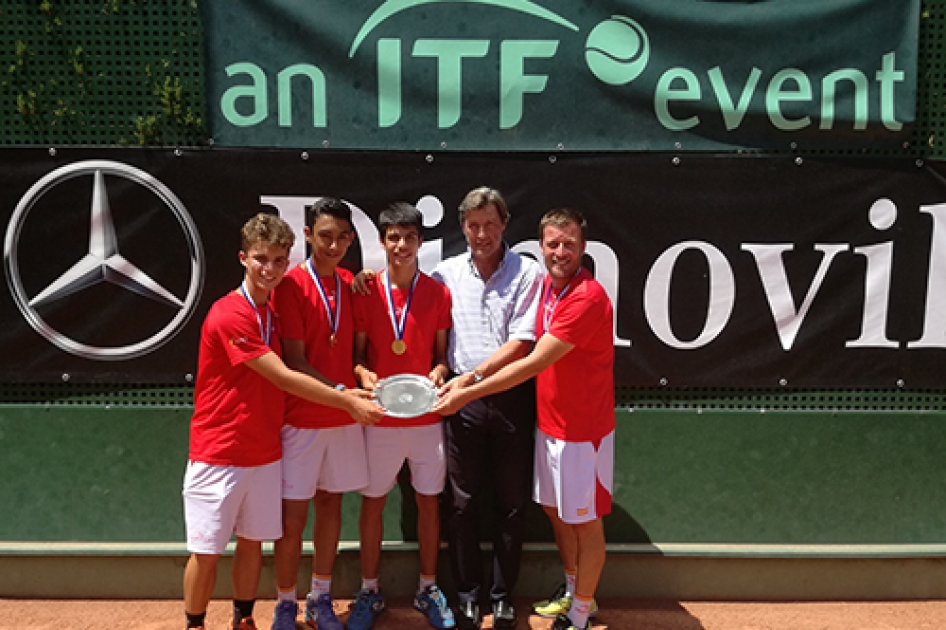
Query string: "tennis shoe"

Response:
xmin=270 ymin=600 xmax=298 ymax=630
xmin=413 ymin=584 xmax=456 ymax=628
xmin=550 ymin=613 xmax=591 ymax=630
xmin=533 ymin=583 xmax=566 ymax=612
xmin=305 ymin=592 xmax=343 ymax=630
xmin=347 ymin=588 xmax=386 ymax=630
xmin=533 ymin=584 xmax=597 ymax=619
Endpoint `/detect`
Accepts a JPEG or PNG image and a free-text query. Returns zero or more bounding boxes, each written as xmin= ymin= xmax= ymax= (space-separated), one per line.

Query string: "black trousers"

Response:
xmin=444 ymin=381 xmax=536 ymax=603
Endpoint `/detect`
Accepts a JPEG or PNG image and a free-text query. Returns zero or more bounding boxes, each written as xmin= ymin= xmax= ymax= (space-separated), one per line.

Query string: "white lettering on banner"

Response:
xmin=259 ymin=194 xmax=946 ymax=353
xmin=848 ymin=241 xmax=897 ymax=348
xmin=258 ymin=196 xmax=310 ymax=265
xmin=644 ymin=241 xmax=735 ymax=350
xmin=742 ymin=243 xmax=849 ymax=351
xmin=848 ymin=197 xmax=899 ymax=349
xmin=908 ymin=203 xmax=946 ymax=348
xmin=415 ymin=194 xmax=445 ymax=272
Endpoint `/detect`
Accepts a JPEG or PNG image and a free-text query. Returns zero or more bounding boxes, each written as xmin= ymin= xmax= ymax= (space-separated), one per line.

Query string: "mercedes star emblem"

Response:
xmin=3 ymin=160 xmax=205 ymax=360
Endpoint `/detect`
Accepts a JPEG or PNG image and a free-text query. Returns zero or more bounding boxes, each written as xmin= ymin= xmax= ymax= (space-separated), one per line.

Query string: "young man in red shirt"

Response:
xmin=434 ymin=208 xmax=615 ymax=630
xmin=349 ymin=202 xmax=456 ymax=630
xmin=269 ymin=198 xmax=367 ymax=630
xmin=183 ymin=213 xmax=383 ymax=630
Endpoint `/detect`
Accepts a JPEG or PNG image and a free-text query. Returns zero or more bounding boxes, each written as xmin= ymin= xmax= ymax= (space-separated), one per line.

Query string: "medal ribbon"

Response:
xmin=542 ymin=269 xmax=581 ymax=333
xmin=383 ymin=269 xmax=419 ymax=344
xmin=306 ymin=258 xmax=341 ymax=341
xmin=239 ymin=281 xmax=273 ymax=345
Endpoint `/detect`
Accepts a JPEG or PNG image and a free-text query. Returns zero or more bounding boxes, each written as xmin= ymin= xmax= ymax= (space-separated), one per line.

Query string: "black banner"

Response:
xmin=2 ymin=148 xmax=946 ymax=388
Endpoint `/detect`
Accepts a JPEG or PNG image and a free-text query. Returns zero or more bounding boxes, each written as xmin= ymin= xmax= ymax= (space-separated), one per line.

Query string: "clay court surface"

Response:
xmin=3 ymin=598 xmax=946 ymax=629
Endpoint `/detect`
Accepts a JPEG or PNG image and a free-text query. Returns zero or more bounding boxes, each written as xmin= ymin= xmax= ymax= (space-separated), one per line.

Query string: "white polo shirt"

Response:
xmin=432 ymin=245 xmax=544 ymax=374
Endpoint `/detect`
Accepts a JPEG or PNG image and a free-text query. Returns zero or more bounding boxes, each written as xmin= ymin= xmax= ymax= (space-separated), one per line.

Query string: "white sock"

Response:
xmin=564 ymin=571 xmax=577 ymax=598
xmin=277 ymin=587 xmax=296 ymax=603
xmin=418 ymin=574 xmax=436 ymax=593
xmin=569 ymin=596 xmax=592 ymax=628
xmin=311 ymin=575 xmax=332 ymax=597
xmin=361 ymin=577 xmax=380 ymax=593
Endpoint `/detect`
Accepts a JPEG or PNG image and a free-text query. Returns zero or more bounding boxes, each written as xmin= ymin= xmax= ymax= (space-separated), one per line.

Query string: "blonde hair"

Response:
xmin=241 ymin=212 xmax=295 ymax=252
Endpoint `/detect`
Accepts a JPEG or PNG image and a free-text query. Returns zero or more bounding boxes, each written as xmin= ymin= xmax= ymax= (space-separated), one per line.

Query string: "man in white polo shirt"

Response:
xmin=432 ymin=187 xmax=544 ymax=630
xmin=435 ymin=208 xmax=615 ymax=630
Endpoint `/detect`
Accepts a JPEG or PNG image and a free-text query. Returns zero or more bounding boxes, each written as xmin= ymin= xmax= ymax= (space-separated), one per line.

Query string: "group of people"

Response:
xmin=181 ymin=187 xmax=616 ymax=630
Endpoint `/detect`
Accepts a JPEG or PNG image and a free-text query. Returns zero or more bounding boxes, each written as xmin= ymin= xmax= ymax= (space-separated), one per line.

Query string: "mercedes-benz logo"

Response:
xmin=3 ymin=160 xmax=205 ymax=361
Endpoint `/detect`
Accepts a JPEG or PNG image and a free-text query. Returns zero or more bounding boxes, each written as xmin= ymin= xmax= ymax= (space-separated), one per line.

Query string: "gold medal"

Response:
xmin=330 ymin=333 xmax=336 ymax=346
xmin=383 ymin=270 xmax=418 ymax=359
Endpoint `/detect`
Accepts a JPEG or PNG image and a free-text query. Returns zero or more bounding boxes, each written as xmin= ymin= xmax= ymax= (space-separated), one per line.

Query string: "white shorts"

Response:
xmin=281 ymin=424 xmax=369 ymax=499
xmin=182 ymin=460 xmax=283 ymax=554
xmin=361 ymin=424 xmax=446 ymax=498
xmin=533 ymin=428 xmax=615 ymax=525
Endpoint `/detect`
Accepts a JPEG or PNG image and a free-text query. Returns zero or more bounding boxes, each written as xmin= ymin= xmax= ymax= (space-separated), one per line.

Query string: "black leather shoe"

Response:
xmin=492 ymin=598 xmax=517 ymax=629
xmin=457 ymin=600 xmax=481 ymax=629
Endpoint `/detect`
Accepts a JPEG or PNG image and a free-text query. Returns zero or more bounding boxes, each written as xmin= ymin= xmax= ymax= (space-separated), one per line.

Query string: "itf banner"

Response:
xmin=3 ymin=149 xmax=946 ymax=387
xmin=201 ymin=0 xmax=919 ymax=151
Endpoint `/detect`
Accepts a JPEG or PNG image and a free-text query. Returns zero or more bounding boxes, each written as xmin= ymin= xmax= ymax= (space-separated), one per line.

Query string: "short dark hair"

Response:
xmin=378 ymin=202 xmax=423 ymax=238
xmin=308 ymin=197 xmax=353 ymax=230
xmin=458 ymin=187 xmax=509 ymax=224
xmin=241 ymin=212 xmax=295 ymax=252
xmin=539 ymin=208 xmax=587 ymax=242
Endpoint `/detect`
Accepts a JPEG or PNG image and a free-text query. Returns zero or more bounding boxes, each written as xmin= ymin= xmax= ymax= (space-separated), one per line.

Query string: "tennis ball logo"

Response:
xmin=585 ymin=16 xmax=650 ymax=86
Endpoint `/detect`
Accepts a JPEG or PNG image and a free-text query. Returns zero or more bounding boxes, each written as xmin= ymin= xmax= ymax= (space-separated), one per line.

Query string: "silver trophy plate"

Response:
xmin=375 ymin=374 xmax=439 ymax=418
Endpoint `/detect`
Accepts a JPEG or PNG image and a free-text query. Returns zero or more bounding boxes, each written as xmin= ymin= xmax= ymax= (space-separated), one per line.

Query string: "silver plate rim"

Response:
xmin=375 ymin=373 xmax=438 ymax=418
